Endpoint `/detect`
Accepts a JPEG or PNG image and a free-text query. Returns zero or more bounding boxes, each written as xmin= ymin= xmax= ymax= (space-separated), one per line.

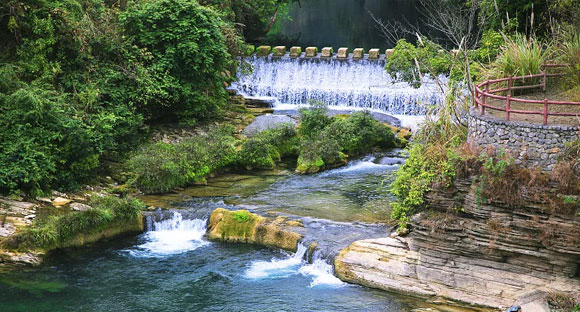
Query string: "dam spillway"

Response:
xmin=231 ymin=55 xmax=445 ymax=116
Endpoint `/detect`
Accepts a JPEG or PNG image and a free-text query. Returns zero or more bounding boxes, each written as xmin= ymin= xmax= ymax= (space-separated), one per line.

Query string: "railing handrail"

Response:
xmin=473 ymin=65 xmax=580 ymax=125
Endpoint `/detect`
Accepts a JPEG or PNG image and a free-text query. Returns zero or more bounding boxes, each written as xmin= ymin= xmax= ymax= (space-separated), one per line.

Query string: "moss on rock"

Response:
xmin=206 ymin=208 xmax=302 ymax=252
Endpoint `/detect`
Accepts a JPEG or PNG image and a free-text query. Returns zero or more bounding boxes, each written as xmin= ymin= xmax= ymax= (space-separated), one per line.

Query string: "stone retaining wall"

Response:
xmin=467 ymin=107 xmax=579 ymax=171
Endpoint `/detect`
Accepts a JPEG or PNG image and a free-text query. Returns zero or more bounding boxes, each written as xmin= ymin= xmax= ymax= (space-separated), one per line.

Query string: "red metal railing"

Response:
xmin=474 ymin=64 xmax=580 ymax=125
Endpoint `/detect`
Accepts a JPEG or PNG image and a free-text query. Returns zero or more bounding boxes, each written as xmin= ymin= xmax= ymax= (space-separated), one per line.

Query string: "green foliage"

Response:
xmin=297 ymin=105 xmax=396 ymax=173
xmin=390 ymin=89 xmax=468 ymax=226
xmin=128 ymin=126 xmax=237 ymax=194
xmin=298 ymin=101 xmax=333 ymax=139
xmin=237 ymin=124 xmax=299 ymax=169
xmin=7 ymin=196 xmax=144 ymax=250
xmin=472 ymin=30 xmax=505 ymax=64
xmin=486 ymin=34 xmax=549 ymax=78
xmin=478 ymin=0 xmax=548 ymax=35
xmin=232 ymin=210 xmax=251 ymax=222
xmin=0 ymin=84 xmax=100 ymax=195
xmin=556 ymin=28 xmax=580 ymax=96
xmin=386 ymin=38 xmax=452 ymax=88
xmin=121 ymin=0 xmax=231 ymax=123
xmin=200 ymin=0 xmax=296 ymax=43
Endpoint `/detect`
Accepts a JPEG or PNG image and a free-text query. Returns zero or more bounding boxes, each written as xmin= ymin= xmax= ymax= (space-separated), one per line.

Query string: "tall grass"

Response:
xmin=557 ymin=29 xmax=580 ymax=100
xmin=488 ymin=34 xmax=549 ymax=79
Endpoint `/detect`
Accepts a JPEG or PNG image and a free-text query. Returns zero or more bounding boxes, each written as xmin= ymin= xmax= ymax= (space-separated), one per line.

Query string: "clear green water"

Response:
xmin=0 ymin=151 xmax=484 ymax=311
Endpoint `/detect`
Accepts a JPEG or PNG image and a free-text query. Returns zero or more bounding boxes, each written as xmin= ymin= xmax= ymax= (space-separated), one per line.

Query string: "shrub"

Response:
xmin=128 ymin=126 xmax=237 ymax=194
xmin=296 ymin=109 xmax=396 ymax=173
xmin=237 ymin=124 xmax=299 ymax=169
xmin=298 ymin=101 xmax=333 ymax=139
xmin=386 ymin=38 xmax=452 ymax=88
xmin=6 ymin=196 xmax=144 ymax=251
xmin=486 ymin=34 xmax=549 ymax=79
xmin=121 ymin=0 xmax=231 ymax=123
xmin=0 ymin=85 xmax=100 ymax=195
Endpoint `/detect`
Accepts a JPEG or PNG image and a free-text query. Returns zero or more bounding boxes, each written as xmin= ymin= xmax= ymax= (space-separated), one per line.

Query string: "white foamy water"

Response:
xmin=245 ymin=244 xmax=307 ymax=279
xmin=245 ymin=244 xmax=344 ymax=287
xmin=299 ymin=257 xmax=344 ymax=288
xmin=232 ymin=56 xmax=445 ymax=116
xmin=320 ymin=156 xmax=399 ymax=177
xmin=124 ymin=212 xmax=208 ymax=257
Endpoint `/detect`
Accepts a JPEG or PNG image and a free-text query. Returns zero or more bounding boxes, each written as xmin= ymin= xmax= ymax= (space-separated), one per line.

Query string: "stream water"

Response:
xmin=0 ymin=151 xmax=421 ymax=312
xmin=0 ymin=151 xmax=484 ymax=311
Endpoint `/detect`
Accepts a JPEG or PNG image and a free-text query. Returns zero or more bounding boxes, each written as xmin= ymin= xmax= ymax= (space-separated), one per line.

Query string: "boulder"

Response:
xmin=206 ymin=208 xmax=302 ymax=252
xmin=52 ymin=197 xmax=72 ymax=207
xmin=242 ymin=114 xmax=297 ymax=137
xmin=70 ymin=203 xmax=92 ymax=212
xmin=273 ymin=46 xmax=286 ymax=56
xmin=256 ymin=45 xmax=271 ymax=56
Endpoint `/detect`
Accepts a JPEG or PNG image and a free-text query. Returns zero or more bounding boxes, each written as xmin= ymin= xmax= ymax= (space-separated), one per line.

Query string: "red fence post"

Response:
xmin=508 ymin=75 xmax=513 ymax=96
xmin=506 ymin=95 xmax=511 ymax=121
xmin=543 ymin=99 xmax=548 ymax=125
xmin=474 ymin=87 xmax=478 ymax=108
xmin=542 ymin=71 xmax=547 ymax=92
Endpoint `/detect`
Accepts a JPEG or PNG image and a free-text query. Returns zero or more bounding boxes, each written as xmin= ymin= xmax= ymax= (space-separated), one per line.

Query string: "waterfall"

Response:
xmin=123 ymin=212 xmax=208 ymax=257
xmin=245 ymin=243 xmax=344 ymax=287
xmin=231 ymin=56 xmax=445 ymax=116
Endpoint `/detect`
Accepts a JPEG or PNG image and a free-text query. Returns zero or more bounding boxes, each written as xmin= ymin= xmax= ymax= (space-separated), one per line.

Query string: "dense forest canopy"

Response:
xmin=0 ymin=0 xmax=292 ymax=195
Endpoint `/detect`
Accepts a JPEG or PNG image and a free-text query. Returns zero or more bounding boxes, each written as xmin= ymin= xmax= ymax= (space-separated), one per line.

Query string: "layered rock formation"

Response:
xmin=335 ymin=179 xmax=580 ymax=310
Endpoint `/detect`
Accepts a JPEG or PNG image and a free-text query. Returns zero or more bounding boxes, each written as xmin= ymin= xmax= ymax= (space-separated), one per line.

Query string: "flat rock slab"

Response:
xmin=0 ymin=198 xmax=37 ymax=217
xmin=242 ymin=114 xmax=298 ymax=137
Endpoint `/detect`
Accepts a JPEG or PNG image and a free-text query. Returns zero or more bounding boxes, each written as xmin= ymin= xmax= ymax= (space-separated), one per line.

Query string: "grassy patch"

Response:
xmin=5 ymin=196 xmax=144 ymax=251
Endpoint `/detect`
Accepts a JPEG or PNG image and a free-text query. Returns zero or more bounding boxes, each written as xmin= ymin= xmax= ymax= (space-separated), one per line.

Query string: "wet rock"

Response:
xmin=206 ymin=208 xmax=302 ymax=252
xmin=242 ymin=114 xmax=297 ymax=137
xmin=70 ymin=203 xmax=92 ymax=212
xmin=52 ymin=197 xmax=72 ymax=207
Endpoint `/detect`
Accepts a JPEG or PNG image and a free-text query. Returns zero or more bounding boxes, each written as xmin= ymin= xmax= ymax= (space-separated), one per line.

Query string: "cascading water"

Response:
xmin=245 ymin=243 xmax=344 ymax=287
xmin=124 ymin=212 xmax=208 ymax=257
xmin=231 ymin=56 xmax=445 ymax=116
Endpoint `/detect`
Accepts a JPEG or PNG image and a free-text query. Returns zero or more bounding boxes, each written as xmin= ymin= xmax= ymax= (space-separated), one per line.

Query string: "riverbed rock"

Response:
xmin=52 ymin=197 xmax=72 ymax=207
xmin=242 ymin=114 xmax=297 ymax=137
xmin=70 ymin=203 xmax=92 ymax=212
xmin=206 ymin=208 xmax=302 ymax=252
xmin=335 ymin=179 xmax=580 ymax=309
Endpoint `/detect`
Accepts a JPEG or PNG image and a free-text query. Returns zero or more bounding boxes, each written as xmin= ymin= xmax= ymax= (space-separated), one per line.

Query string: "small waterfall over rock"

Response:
xmin=124 ymin=212 xmax=208 ymax=257
xmin=245 ymin=243 xmax=344 ymax=287
xmin=231 ymin=56 xmax=445 ymax=116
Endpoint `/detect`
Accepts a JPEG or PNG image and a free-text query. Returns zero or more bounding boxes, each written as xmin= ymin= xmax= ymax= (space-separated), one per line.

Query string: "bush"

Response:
xmin=486 ymin=34 xmax=549 ymax=78
xmin=237 ymin=124 xmax=299 ymax=169
xmin=296 ymin=107 xmax=396 ymax=173
xmin=128 ymin=126 xmax=237 ymax=194
xmin=386 ymin=38 xmax=452 ymax=88
xmin=7 ymin=196 xmax=144 ymax=251
xmin=298 ymin=102 xmax=333 ymax=139
xmin=121 ymin=0 xmax=231 ymax=123
xmin=0 ymin=85 xmax=100 ymax=195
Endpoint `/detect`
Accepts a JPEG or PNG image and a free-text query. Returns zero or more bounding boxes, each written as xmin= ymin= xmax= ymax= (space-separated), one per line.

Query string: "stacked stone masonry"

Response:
xmin=468 ymin=107 xmax=579 ymax=171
